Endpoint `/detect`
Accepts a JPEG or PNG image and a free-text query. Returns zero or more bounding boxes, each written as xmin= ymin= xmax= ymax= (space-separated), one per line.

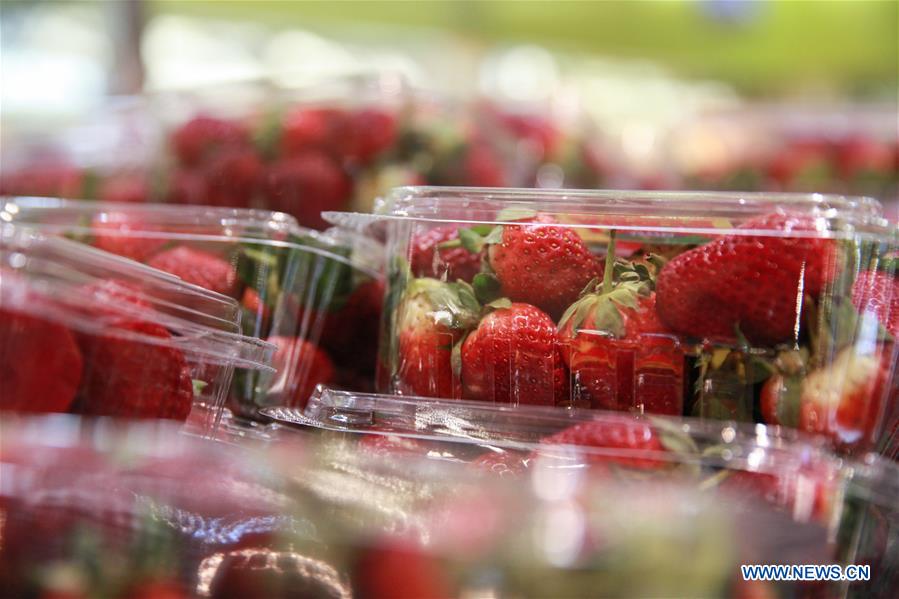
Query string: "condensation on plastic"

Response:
xmin=2 ymin=198 xmax=386 ymax=421
xmin=325 ymin=187 xmax=898 ymax=456
xmin=1 ymin=226 xmax=275 ymax=434
xmin=2 ymin=412 xmax=896 ymax=598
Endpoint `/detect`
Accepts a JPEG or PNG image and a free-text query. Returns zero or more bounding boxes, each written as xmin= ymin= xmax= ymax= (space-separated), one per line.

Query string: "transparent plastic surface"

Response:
xmin=327 ymin=187 xmax=898 ymax=455
xmin=3 ymin=198 xmax=385 ymax=418
xmin=2 ymin=413 xmax=896 ymax=598
xmin=0 ymin=226 xmax=274 ymax=433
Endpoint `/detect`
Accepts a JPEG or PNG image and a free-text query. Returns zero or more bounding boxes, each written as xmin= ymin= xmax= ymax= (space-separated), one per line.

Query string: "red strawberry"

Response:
xmin=655 ymin=211 xmax=837 ymax=346
xmin=798 ymin=348 xmax=894 ymax=449
xmin=165 ymin=169 xmax=208 ymax=205
xmin=263 ymin=152 xmax=352 ymax=230
xmin=852 ymin=269 xmax=898 ymax=336
xmin=320 ymin=279 xmax=384 ymax=376
xmin=536 ymin=418 xmax=668 ymax=470
xmin=202 ymin=147 xmax=263 ymax=208
xmin=718 ymin=467 xmax=833 ymax=522
xmin=279 ymin=107 xmax=346 ymax=156
xmin=98 ymin=174 xmax=150 ymax=204
xmin=765 ymin=143 xmax=830 ymax=189
xmin=75 ymin=320 xmax=194 ymax=420
xmin=341 ymin=109 xmax=398 ymax=164
xmin=91 ymin=212 xmax=168 ymax=262
xmin=760 ymin=373 xmax=802 ymax=427
xmin=395 ymin=278 xmax=480 ymax=398
xmin=410 ymin=225 xmax=483 ymax=282
xmin=461 ymin=302 xmax=567 ymax=405
xmin=833 ymin=136 xmax=894 ymax=180
xmin=146 ymin=246 xmax=239 ymax=298
xmin=353 ymin=539 xmax=452 ymax=599
xmin=559 ymin=290 xmax=683 ymax=415
xmin=0 ymin=163 xmax=85 ymax=198
xmin=0 ymin=306 xmax=82 ymax=413
xmin=463 ymin=143 xmax=505 ymax=187
xmin=496 ymin=111 xmax=559 ymax=157
xmin=240 ymin=288 xmax=270 ymax=332
xmin=268 ymin=336 xmax=335 ymax=409
xmin=171 ymin=115 xmax=248 ymax=167
xmin=485 ymin=214 xmax=600 ymax=319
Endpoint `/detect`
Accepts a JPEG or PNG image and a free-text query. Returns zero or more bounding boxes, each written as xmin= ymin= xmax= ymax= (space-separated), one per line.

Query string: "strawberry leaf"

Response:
xmin=458 ymin=227 xmax=486 ymax=254
xmin=588 ymin=298 xmax=626 ymax=337
xmin=483 ymin=226 xmax=505 ymax=246
xmin=451 ymin=335 xmax=466 ymax=378
xmin=472 ymin=272 xmax=503 ymax=304
xmin=191 ymin=379 xmax=208 ymax=397
xmin=496 ymin=207 xmax=537 ymax=222
xmin=485 ymin=297 xmax=512 ymax=310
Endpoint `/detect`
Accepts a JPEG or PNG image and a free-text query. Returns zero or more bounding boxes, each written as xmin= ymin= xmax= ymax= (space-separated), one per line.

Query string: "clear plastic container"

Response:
xmin=2 ymin=198 xmax=385 ymax=419
xmin=1 ymin=225 xmax=275 ymax=433
xmin=3 ymin=410 xmax=896 ymax=598
xmin=325 ymin=186 xmax=898 ymax=455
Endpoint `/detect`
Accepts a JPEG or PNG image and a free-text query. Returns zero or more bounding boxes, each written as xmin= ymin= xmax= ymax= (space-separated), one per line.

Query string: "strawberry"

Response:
xmin=798 ymin=348 xmax=894 ymax=449
xmin=461 ymin=302 xmax=567 ymax=405
xmin=165 ymin=169 xmax=208 ymax=205
xmin=395 ymin=278 xmax=480 ymax=398
xmin=146 ymin=246 xmax=239 ymax=298
xmin=760 ymin=373 xmax=803 ymax=427
xmin=0 ymin=306 xmax=83 ymax=413
xmin=717 ymin=458 xmax=834 ymax=522
xmin=463 ymin=143 xmax=506 ymax=187
xmin=263 ymin=152 xmax=352 ymax=230
xmin=560 ymin=293 xmax=683 ymax=415
xmin=655 ymin=211 xmax=837 ymax=346
xmin=496 ymin=111 xmax=559 ymax=157
xmin=558 ymin=235 xmax=683 ymax=415
xmin=170 ymin=115 xmax=248 ymax=167
xmin=833 ymin=136 xmax=894 ymax=180
xmin=536 ymin=418 xmax=668 ymax=470
xmin=279 ymin=107 xmax=346 ymax=157
xmin=483 ymin=213 xmax=600 ymax=319
xmin=0 ymin=163 xmax=85 ymax=198
xmin=202 ymin=147 xmax=263 ymax=208
xmin=268 ymin=336 xmax=335 ymax=409
xmin=240 ymin=288 xmax=270 ymax=333
xmin=353 ymin=539 xmax=453 ymax=599
xmin=341 ymin=108 xmax=398 ymax=165
xmin=75 ymin=320 xmax=194 ymax=420
xmin=98 ymin=174 xmax=150 ymax=204
xmin=91 ymin=212 xmax=168 ymax=262
xmin=852 ymin=269 xmax=898 ymax=336
xmin=410 ymin=225 xmax=483 ymax=282
xmin=765 ymin=143 xmax=831 ymax=190
xmin=320 ymin=279 xmax=384 ymax=377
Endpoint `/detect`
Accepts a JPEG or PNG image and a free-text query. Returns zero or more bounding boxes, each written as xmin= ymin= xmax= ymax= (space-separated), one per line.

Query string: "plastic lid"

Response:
xmin=1 ymin=226 xmax=275 ymax=370
xmin=3 ymin=197 xmax=381 ymax=273
xmin=325 ymin=186 xmax=894 ymax=240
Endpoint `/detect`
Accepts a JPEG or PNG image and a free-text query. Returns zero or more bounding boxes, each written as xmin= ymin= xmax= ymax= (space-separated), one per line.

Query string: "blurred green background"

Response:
xmin=156 ymin=0 xmax=898 ymax=96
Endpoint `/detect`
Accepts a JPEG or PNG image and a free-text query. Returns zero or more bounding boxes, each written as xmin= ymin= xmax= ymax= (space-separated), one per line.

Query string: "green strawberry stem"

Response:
xmin=602 ymin=229 xmax=617 ymax=295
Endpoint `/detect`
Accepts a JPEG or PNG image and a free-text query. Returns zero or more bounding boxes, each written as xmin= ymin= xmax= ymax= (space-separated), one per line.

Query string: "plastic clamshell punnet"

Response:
xmin=3 ymin=411 xmax=897 ymax=598
xmin=0 ymin=225 xmax=275 ymax=435
xmin=2 ymin=198 xmax=386 ymax=422
xmin=325 ymin=187 xmax=898 ymax=455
